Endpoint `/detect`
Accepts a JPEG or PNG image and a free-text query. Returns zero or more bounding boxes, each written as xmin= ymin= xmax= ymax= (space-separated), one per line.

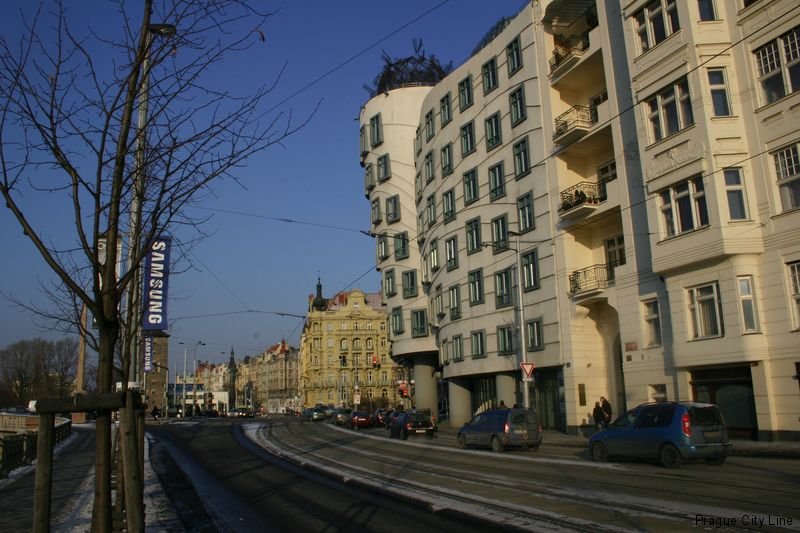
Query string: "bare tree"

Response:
xmin=0 ymin=337 xmax=69 ymax=404
xmin=0 ymin=0 xmax=312 ymax=529
xmin=50 ymin=337 xmax=78 ymax=398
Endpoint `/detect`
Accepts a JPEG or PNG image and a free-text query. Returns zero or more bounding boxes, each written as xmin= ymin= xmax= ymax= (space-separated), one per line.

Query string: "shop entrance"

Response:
xmin=691 ymin=366 xmax=757 ymax=440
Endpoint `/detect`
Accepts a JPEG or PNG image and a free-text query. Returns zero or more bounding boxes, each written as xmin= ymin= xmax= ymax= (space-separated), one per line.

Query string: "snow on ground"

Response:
xmin=1 ymin=423 xmax=180 ymax=531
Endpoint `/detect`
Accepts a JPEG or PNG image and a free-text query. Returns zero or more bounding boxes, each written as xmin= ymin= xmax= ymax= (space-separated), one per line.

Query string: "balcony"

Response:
xmin=568 ymin=262 xmax=621 ymax=299
xmin=558 ymin=181 xmax=605 ymax=219
xmin=549 ymin=31 xmax=591 ymax=77
xmin=553 ymin=105 xmax=595 ymax=145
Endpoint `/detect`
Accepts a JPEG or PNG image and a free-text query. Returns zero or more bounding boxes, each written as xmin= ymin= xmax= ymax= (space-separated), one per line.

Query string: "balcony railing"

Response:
xmin=553 ymin=105 xmax=595 ymax=144
xmin=569 ymin=262 xmax=622 ymax=296
xmin=549 ymin=31 xmax=591 ymax=74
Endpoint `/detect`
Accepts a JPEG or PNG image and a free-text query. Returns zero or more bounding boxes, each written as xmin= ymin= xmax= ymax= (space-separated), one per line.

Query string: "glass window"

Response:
xmin=471 ymin=330 xmax=485 ymax=358
xmin=773 ymin=143 xmax=800 ymax=212
xmin=482 ymin=57 xmax=498 ymax=94
xmin=513 ymin=137 xmax=531 ymax=178
xmin=526 ymin=318 xmax=543 ymax=351
xmin=370 ymin=113 xmax=383 ymax=146
xmin=440 ymin=93 xmax=452 ymax=126
xmin=376 ymin=234 xmax=388 ymax=261
xmin=364 ymin=163 xmax=375 ymax=191
xmin=402 ymin=270 xmax=418 ymax=298
xmin=698 ymin=0 xmax=716 ymax=21
xmin=441 ymin=143 xmax=453 ymax=176
xmin=449 ymin=284 xmax=461 ymax=320
xmin=394 ymin=232 xmax=409 ymax=260
xmin=522 ymin=249 xmax=540 ymax=291
xmin=468 ymin=269 xmax=484 ymax=305
xmin=452 ymin=334 xmax=463 ymax=360
xmin=424 ymin=109 xmax=435 ymax=141
xmin=411 ymin=309 xmax=427 ymax=337
xmin=426 ymin=194 xmax=436 ymax=227
xmin=391 ymin=307 xmax=404 ymax=335
xmin=646 ymin=77 xmax=694 ymax=142
xmin=428 ymin=238 xmax=439 ymax=272
xmin=466 ymin=217 xmax=482 ymax=254
xmin=458 ymin=75 xmax=473 ymax=111
xmin=517 ymin=192 xmax=534 ymax=232
xmin=723 ymin=168 xmax=748 ymax=220
xmin=659 ymin=176 xmax=708 ymax=238
xmin=443 ymin=188 xmax=456 ymax=221
xmin=386 ymin=195 xmax=400 ymax=223
xmin=643 ymin=299 xmax=662 ymax=347
xmin=708 ymin=69 xmax=731 ymax=117
xmin=461 ymin=121 xmax=476 ymax=156
xmin=485 ymin=112 xmax=502 ymax=151
xmin=445 ymin=236 xmax=458 ymax=270
xmin=497 ymin=326 xmax=514 ymax=355
xmin=463 ymin=168 xmax=479 ymax=204
xmin=789 ymin=261 xmax=800 ymax=329
xmin=384 ymin=269 xmax=396 ymax=297
xmin=754 ymin=26 xmax=800 ymax=105
xmin=634 ymin=0 xmax=681 ymax=54
xmin=377 ymin=154 xmax=391 ymax=180
xmin=687 ymin=282 xmax=723 ymax=339
xmin=371 ymin=198 xmax=381 ymax=224
xmin=495 ymin=268 xmax=512 ymax=308
xmin=507 ymin=36 xmax=523 ymax=76
xmin=489 ymin=162 xmax=505 ymax=200
xmin=424 ymin=152 xmax=435 ymax=182
xmin=510 ymin=86 xmax=527 ymax=126
xmin=491 ymin=215 xmax=508 ymax=252
xmin=737 ymin=276 xmax=759 ymax=333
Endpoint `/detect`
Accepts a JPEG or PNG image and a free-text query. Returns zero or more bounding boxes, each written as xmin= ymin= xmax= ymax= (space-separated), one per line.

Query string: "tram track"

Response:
xmin=249 ymin=418 xmax=799 ymax=532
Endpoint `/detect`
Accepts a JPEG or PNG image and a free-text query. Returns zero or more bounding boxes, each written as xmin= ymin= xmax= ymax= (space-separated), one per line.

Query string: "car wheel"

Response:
xmin=491 ymin=436 xmax=504 ymax=453
xmin=660 ymin=444 xmax=682 ymax=469
xmin=457 ymin=434 xmax=467 ymax=449
xmin=591 ymin=441 xmax=608 ymax=462
xmin=704 ymin=456 xmax=726 ymax=466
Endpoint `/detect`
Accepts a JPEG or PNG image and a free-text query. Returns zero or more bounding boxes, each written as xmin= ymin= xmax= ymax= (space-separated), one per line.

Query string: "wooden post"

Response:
xmin=120 ymin=390 xmax=144 ymax=532
xmin=32 ymin=413 xmax=55 ymax=533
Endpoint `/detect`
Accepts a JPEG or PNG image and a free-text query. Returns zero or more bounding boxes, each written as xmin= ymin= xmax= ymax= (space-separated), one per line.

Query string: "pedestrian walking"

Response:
xmin=592 ymin=401 xmax=605 ymax=430
xmin=600 ymin=396 xmax=612 ymax=427
xmin=498 ymin=400 xmax=509 ymax=409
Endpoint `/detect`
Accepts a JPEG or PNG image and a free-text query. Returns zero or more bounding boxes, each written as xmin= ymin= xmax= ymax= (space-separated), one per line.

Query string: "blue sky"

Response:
xmin=0 ymin=0 xmax=528 ymax=367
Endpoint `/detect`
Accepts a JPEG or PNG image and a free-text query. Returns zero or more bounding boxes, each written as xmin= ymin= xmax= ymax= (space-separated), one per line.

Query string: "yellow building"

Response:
xmin=299 ymin=279 xmax=402 ymax=411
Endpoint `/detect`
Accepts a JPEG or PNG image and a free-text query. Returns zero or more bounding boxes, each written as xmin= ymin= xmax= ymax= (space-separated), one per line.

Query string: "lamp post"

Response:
xmin=509 ymin=230 xmax=530 ymax=410
xmin=128 ymin=23 xmax=177 ymax=385
xmin=178 ymin=341 xmax=204 ymax=416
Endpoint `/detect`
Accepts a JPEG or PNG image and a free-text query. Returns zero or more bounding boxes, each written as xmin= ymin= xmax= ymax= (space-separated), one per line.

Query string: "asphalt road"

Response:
xmin=147 ymin=418 xmax=509 ymax=533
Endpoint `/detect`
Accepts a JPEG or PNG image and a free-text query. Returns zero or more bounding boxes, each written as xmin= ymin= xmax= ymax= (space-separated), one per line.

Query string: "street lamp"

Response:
xmin=178 ymin=341 xmax=204 ymax=416
xmin=128 ymin=22 xmax=177 ymax=385
xmin=509 ymin=230 xmax=530 ymax=410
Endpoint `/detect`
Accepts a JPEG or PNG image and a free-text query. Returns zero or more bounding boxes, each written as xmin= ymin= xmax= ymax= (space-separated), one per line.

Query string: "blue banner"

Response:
xmin=142 ymin=236 xmax=171 ymax=331
xmin=142 ymin=335 xmax=154 ymax=372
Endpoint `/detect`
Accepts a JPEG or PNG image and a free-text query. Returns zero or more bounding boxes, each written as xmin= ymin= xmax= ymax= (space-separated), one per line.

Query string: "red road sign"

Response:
xmin=520 ymin=362 xmax=536 ymax=378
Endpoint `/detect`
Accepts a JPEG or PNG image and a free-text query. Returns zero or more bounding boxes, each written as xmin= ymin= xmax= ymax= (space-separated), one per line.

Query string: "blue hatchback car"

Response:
xmin=589 ymin=401 xmax=730 ymax=468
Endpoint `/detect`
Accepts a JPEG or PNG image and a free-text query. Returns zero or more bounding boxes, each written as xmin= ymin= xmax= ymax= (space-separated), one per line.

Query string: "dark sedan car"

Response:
xmin=389 ymin=412 xmax=436 ymax=439
xmin=589 ymin=401 xmax=730 ymax=468
xmin=333 ymin=408 xmax=353 ymax=426
xmin=457 ymin=408 xmax=541 ymax=452
xmin=350 ymin=411 xmax=372 ymax=429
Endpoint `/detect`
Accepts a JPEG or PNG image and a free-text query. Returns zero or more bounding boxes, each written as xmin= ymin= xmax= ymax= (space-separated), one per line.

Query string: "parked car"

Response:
xmin=389 ymin=411 xmax=436 ymax=440
xmin=350 ymin=411 xmax=372 ymax=429
xmin=385 ymin=410 xmax=404 ymax=429
xmin=457 ymin=408 xmax=542 ymax=452
xmin=311 ymin=407 xmax=327 ymax=421
xmin=589 ymin=401 xmax=730 ymax=468
xmin=372 ymin=408 xmax=390 ymax=427
xmin=301 ymin=408 xmax=314 ymax=421
xmin=333 ymin=408 xmax=352 ymax=426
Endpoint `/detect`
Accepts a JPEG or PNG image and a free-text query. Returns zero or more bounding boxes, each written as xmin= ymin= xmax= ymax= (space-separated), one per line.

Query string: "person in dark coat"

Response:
xmin=592 ymin=401 xmax=605 ymax=429
xmin=600 ymin=396 xmax=612 ymax=427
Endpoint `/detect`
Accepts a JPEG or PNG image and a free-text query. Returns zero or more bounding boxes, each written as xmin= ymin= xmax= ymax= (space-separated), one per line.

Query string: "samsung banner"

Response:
xmin=142 ymin=236 xmax=171 ymax=331
xmin=142 ymin=335 xmax=154 ymax=372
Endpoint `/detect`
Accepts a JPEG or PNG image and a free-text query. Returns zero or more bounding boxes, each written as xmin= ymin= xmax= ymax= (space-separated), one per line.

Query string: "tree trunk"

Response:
xmin=120 ymin=390 xmax=144 ymax=532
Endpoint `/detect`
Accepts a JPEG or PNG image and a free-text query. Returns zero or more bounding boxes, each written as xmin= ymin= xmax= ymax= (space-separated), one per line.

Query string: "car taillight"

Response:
xmin=406 ymin=423 xmax=413 ymax=430
xmin=681 ymin=412 xmax=691 ymax=437
xmin=504 ymin=421 xmax=510 ymax=434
